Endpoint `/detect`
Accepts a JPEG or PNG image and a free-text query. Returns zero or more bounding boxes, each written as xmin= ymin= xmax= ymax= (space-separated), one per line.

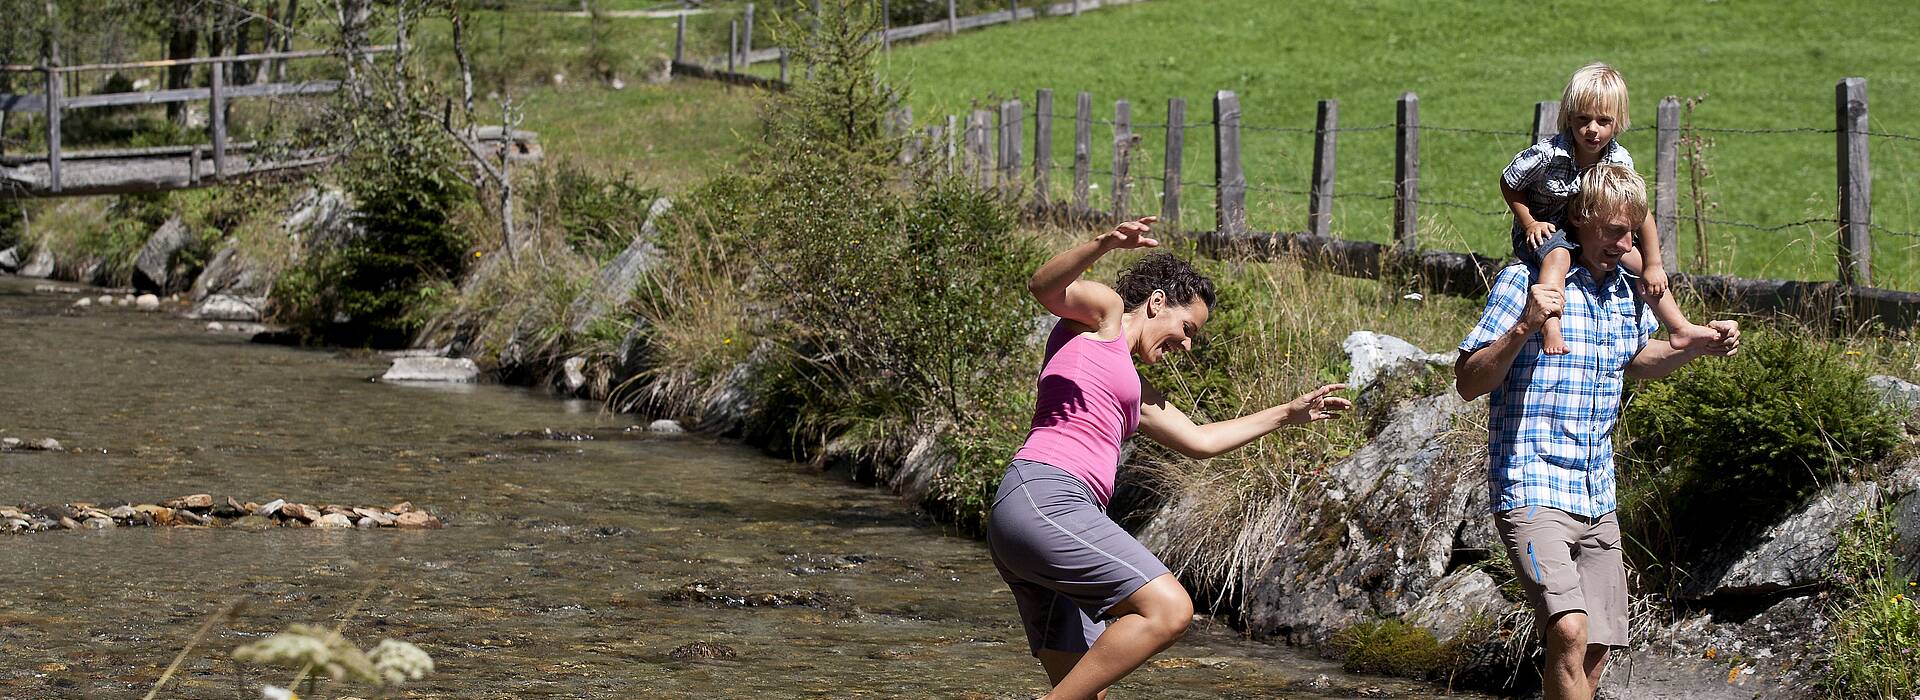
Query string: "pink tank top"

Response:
xmin=1011 ymin=318 xmax=1143 ymax=506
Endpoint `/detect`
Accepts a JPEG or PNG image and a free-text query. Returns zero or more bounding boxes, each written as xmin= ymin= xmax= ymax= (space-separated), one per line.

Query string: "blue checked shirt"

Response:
xmin=1459 ymin=263 xmax=1659 ymax=518
xmin=1503 ymin=134 xmax=1634 ymax=240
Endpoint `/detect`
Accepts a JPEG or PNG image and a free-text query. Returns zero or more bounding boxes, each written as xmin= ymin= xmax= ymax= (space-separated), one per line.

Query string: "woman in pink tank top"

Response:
xmin=987 ymin=215 xmax=1352 ymax=700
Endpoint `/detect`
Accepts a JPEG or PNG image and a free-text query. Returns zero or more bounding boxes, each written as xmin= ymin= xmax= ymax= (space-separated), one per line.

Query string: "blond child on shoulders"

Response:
xmin=1500 ymin=62 xmax=1717 ymax=354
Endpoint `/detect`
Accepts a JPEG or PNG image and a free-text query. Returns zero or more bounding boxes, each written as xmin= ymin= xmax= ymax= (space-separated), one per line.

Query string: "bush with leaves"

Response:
xmin=528 ymin=162 xmax=658 ymax=264
xmin=1620 ymin=328 xmax=1902 ymax=576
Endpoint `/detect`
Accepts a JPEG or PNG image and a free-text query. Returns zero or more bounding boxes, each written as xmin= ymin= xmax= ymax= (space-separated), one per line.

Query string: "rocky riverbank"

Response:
xmin=0 ymin=495 xmax=443 ymax=533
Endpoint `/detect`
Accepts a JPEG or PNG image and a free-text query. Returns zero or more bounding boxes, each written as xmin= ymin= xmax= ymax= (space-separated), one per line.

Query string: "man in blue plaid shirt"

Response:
xmin=1456 ymin=164 xmax=1740 ymax=700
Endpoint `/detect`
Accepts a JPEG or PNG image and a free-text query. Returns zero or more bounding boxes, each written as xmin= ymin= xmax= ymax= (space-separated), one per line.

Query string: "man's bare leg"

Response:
xmin=1543 ymin=611 xmax=1592 ymax=700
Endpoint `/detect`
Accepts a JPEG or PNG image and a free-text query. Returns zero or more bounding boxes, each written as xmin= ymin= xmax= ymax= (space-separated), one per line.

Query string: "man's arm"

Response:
xmin=1627 ymin=320 xmax=1741 ymax=379
xmin=1456 ymin=283 xmax=1562 ymax=400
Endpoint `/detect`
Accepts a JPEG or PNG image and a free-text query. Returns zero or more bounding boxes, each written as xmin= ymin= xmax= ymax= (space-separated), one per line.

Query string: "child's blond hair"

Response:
xmin=1570 ymin=163 xmax=1648 ymax=228
xmin=1560 ymin=62 xmax=1631 ymax=134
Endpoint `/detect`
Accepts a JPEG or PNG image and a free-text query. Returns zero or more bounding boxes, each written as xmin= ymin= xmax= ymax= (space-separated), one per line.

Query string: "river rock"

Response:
xmin=389 ymin=501 xmax=414 ymax=514
xmin=1342 ymin=331 xmax=1456 ymax=390
xmin=668 ymin=641 xmax=737 ymax=660
xmin=1236 ymin=390 xmax=1484 ymax=644
xmin=561 ymin=356 xmax=589 ymax=394
xmin=1680 ymin=481 xmax=1880 ymax=600
xmin=394 ymin=511 xmax=441 ymax=529
xmin=107 ymin=505 xmax=138 ymax=520
xmin=135 ymin=294 xmax=161 ymax=311
xmin=174 ymin=509 xmax=211 ymax=526
xmin=188 ymin=294 xmax=266 ymax=322
xmin=82 ymin=517 xmax=114 ymax=529
xmin=646 ymin=419 xmax=685 ymax=434
xmin=73 ymin=297 xmax=91 ymax=308
xmin=187 ymin=242 xmax=272 ymax=302
xmin=4 ymin=518 xmax=28 ymax=533
xmin=58 ymin=516 xmax=81 ymax=530
xmin=382 ymin=357 xmax=480 ymax=383
xmin=286 ymin=186 xmax=361 ymax=253
xmin=566 ymin=197 xmax=672 ymax=334
xmin=279 ymin=503 xmax=319 ymax=522
xmin=1893 ymin=473 xmax=1920 ymax=582
xmin=19 ymin=249 xmax=54 ymax=278
xmin=162 ymin=494 xmax=214 ymax=510
xmin=351 ymin=507 xmax=395 ymax=526
xmin=253 ymin=498 xmax=286 ymax=517
xmin=314 ymin=513 xmax=353 ymax=528
xmin=1403 ymin=568 xmax=1511 ymax=641
xmin=135 ymin=504 xmax=176 ymax=525
xmin=0 ymin=246 xmax=17 ymax=273
xmin=229 ymin=514 xmax=274 ymax=530
xmin=133 ymin=216 xmax=193 ymax=294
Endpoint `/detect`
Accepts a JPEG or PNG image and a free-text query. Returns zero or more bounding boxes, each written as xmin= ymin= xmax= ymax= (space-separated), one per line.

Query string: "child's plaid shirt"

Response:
xmin=1459 ymin=264 xmax=1659 ymax=517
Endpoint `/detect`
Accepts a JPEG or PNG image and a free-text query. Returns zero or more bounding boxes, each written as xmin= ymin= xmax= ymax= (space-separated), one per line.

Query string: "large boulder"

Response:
xmin=1892 ymin=458 xmax=1920 ymax=583
xmin=19 ymin=248 xmax=53 ymax=278
xmin=1679 ymin=480 xmax=1880 ymax=600
xmin=187 ymin=294 xmax=267 ymax=322
xmin=1403 ymin=568 xmax=1512 ymax=642
xmin=1239 ymin=390 xmax=1485 ymax=643
xmin=0 ymin=246 xmax=18 ymax=273
xmin=1867 ymin=375 xmax=1920 ymax=421
xmin=1342 ymin=331 xmax=1455 ymax=390
xmin=381 ymin=357 xmax=480 ymax=383
xmin=566 ymin=197 xmax=672 ymax=334
xmin=189 ymin=243 xmax=271 ymax=302
xmin=286 ymin=187 xmax=361 ymax=253
xmin=133 ymin=216 xmax=195 ymax=294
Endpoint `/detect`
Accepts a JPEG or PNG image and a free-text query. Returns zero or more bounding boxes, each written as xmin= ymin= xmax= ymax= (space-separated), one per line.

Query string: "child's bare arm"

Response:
xmin=1635 ymin=211 xmax=1670 ymax=297
xmin=1501 ymin=179 xmax=1556 ymax=245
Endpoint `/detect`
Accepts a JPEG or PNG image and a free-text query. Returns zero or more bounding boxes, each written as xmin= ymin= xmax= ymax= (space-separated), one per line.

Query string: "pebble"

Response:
xmin=647 ymin=419 xmax=686 ymax=434
xmin=135 ymin=294 xmax=160 ymax=311
xmin=314 ymin=513 xmax=354 ymax=528
xmin=162 ymin=494 xmax=214 ymax=509
xmin=73 ymin=298 xmax=91 ymax=308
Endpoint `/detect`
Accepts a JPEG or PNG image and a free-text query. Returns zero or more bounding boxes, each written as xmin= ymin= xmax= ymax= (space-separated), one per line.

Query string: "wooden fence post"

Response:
xmin=43 ymin=63 xmax=61 ymax=193
xmin=1002 ymin=99 xmax=1023 ymax=191
xmin=728 ymin=21 xmax=738 ymax=74
xmin=1011 ymin=0 xmax=1020 ymax=21
xmin=211 ymin=60 xmax=228 ymax=181
xmin=948 ymin=0 xmax=958 ymax=34
xmin=973 ymin=109 xmax=993 ymax=189
xmin=1308 ymin=99 xmax=1338 ymax=238
xmin=1073 ymin=91 xmax=1091 ymax=210
xmin=1214 ymin=90 xmax=1246 ymax=238
xmin=1162 ymin=97 xmax=1185 ymax=230
xmin=1837 ymin=77 xmax=1871 ymax=287
xmin=1394 ymin=92 xmax=1419 ymax=251
xmin=945 ymin=114 xmax=958 ymax=175
xmin=743 ymin=4 xmax=755 ymax=59
xmin=882 ymin=0 xmax=891 ymax=50
xmin=779 ymin=49 xmax=789 ymax=83
xmin=1655 ymin=96 xmax=1680 ymax=272
xmin=1072 ymin=0 xmax=1081 ymax=16
xmin=1532 ymin=100 xmax=1558 ymax=144
xmin=1111 ymin=99 xmax=1131 ymax=221
xmin=994 ymin=104 xmax=1008 ymax=182
xmin=188 ymin=144 xmax=202 ymax=186
xmin=896 ymin=106 xmax=914 ymax=168
xmin=1034 ymin=88 xmax=1053 ymax=204
xmin=674 ymin=14 xmax=685 ymax=63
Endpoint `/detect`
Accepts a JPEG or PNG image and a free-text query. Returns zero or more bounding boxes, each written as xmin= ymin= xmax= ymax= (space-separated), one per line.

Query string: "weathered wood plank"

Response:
xmin=1531 ymin=100 xmax=1558 ymax=144
xmin=1111 ymin=99 xmax=1131 ymax=221
xmin=1034 ymin=88 xmax=1053 ymax=204
xmin=1656 ymin=97 xmax=1679 ymax=272
xmin=1073 ymin=91 xmax=1091 ymax=209
xmin=1394 ymin=92 xmax=1419 ymax=251
xmin=1161 ymin=97 xmax=1184 ymax=229
xmin=1214 ymin=90 xmax=1246 ymax=237
xmin=1837 ymin=77 xmax=1871 ymax=287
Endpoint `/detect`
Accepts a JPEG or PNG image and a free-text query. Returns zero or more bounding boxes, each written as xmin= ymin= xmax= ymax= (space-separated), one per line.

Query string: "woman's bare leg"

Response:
xmin=1040 ymin=575 xmax=1192 ymax=700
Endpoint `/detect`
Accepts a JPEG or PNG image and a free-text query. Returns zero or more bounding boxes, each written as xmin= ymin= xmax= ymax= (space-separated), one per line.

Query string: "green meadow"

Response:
xmin=841 ymin=0 xmax=1920 ymax=288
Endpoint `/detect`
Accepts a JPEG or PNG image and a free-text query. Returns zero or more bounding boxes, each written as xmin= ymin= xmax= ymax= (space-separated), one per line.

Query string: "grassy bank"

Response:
xmin=866 ymin=0 xmax=1920 ymax=289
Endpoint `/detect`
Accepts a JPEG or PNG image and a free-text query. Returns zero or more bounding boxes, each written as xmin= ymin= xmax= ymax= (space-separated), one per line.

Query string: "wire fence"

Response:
xmin=909 ymin=89 xmax=1920 ymax=289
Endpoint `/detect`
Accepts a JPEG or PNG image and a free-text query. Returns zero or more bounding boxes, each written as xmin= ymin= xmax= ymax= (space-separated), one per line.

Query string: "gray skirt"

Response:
xmin=985 ymin=460 xmax=1171 ymax=656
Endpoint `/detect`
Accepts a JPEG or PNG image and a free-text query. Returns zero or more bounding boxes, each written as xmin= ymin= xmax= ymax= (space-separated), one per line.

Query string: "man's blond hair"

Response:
xmin=1570 ymin=163 xmax=1648 ymax=228
xmin=1560 ymin=62 xmax=1631 ymax=134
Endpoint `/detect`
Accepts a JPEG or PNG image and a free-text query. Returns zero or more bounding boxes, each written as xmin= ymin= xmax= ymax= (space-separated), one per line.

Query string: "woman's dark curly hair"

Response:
xmin=1115 ymin=252 xmax=1216 ymax=312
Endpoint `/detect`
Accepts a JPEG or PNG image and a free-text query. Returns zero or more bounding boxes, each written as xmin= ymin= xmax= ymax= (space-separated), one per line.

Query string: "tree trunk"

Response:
xmin=164 ymin=2 xmax=200 ymax=126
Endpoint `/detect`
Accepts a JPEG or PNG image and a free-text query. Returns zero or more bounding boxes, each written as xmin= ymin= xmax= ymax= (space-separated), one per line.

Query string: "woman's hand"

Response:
xmin=1284 ymin=384 xmax=1351 ymax=425
xmin=1098 ymin=216 xmax=1160 ymax=250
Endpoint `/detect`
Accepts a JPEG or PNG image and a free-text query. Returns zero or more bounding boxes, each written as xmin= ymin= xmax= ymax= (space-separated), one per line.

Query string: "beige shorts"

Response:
xmin=1495 ymin=507 xmax=1629 ymax=648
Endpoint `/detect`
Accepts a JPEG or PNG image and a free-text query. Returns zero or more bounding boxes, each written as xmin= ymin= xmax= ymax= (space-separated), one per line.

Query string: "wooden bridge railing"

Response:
xmin=1 ymin=45 xmax=393 ymax=194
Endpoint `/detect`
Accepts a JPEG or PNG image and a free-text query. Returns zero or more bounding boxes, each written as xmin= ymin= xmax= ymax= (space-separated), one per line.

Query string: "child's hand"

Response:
xmin=1642 ymin=268 xmax=1669 ymax=299
xmin=1525 ymin=221 xmax=1558 ymax=248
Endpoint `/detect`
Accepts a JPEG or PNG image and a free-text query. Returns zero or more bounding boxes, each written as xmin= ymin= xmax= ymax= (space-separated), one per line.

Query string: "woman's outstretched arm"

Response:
xmin=1137 ymin=382 xmax=1350 ymax=460
xmin=1028 ymin=216 xmax=1159 ymax=330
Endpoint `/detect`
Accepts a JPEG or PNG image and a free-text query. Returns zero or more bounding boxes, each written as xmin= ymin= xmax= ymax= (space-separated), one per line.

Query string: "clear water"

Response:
xmin=0 ymin=277 xmax=1477 ymax=699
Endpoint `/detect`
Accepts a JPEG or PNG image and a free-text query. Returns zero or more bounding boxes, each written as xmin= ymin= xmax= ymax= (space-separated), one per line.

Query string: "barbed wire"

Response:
xmin=1420 ymin=126 xmax=1531 ymax=137
xmin=1867 ymin=130 xmax=1920 ymax=144
xmin=1689 ymin=126 xmax=1834 ymax=135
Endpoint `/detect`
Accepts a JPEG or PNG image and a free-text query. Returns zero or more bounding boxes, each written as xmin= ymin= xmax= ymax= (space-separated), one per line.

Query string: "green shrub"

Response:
xmin=1825 ymin=503 xmax=1920 ymax=699
xmin=1621 ymin=328 xmax=1903 ymax=570
xmin=528 ymin=162 xmax=657 ymax=263
xmin=273 ymin=129 xmax=471 ymax=347
xmin=1332 ymin=619 xmax=1453 ymax=678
